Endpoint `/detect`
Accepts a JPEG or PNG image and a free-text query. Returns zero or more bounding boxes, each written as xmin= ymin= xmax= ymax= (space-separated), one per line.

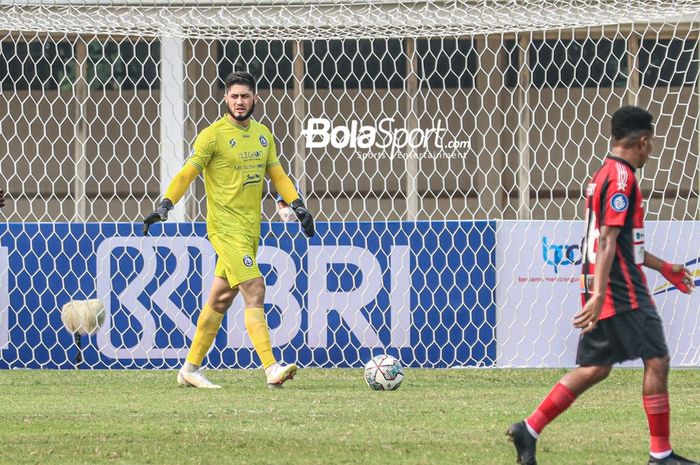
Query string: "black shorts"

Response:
xmin=576 ymin=306 xmax=669 ymax=366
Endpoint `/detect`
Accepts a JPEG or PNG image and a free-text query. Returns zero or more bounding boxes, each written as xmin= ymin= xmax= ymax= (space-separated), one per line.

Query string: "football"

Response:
xmin=61 ymin=299 xmax=106 ymax=335
xmin=364 ymin=354 xmax=404 ymax=391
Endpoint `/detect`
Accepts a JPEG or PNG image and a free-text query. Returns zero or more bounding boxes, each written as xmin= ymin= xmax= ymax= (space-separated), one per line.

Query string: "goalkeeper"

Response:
xmin=143 ymin=72 xmax=314 ymax=389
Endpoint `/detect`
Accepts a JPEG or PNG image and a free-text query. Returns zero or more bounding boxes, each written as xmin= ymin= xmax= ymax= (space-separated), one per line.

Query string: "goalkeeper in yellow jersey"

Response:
xmin=143 ymin=72 xmax=314 ymax=389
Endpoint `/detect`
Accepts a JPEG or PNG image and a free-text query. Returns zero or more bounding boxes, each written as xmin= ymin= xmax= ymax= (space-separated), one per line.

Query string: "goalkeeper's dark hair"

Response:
xmin=611 ymin=106 xmax=654 ymax=147
xmin=224 ymin=71 xmax=257 ymax=93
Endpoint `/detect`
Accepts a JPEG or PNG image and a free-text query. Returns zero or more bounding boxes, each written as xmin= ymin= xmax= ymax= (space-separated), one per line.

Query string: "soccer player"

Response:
xmin=143 ymin=72 xmax=314 ymax=389
xmin=508 ymin=106 xmax=698 ymax=465
xmin=0 ymin=187 xmax=5 ymax=208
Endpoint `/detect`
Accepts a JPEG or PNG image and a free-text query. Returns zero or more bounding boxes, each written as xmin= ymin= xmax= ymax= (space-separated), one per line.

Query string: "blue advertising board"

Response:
xmin=0 ymin=221 xmax=496 ymax=369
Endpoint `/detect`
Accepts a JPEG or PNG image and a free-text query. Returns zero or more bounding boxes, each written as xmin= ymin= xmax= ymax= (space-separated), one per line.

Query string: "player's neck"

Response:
xmin=609 ymin=148 xmax=641 ymax=170
xmin=226 ymin=113 xmax=251 ymax=129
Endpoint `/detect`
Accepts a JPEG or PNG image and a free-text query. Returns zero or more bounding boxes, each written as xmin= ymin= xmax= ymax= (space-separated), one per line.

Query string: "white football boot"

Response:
xmin=265 ymin=363 xmax=298 ymax=388
xmin=177 ymin=368 xmax=222 ymax=389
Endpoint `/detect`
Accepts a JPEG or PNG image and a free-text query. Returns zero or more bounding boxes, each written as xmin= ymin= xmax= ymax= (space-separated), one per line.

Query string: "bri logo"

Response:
xmin=542 ymin=236 xmax=583 ymax=273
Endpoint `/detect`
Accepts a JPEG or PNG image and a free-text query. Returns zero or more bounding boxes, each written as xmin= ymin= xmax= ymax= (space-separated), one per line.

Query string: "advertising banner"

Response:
xmin=496 ymin=221 xmax=700 ymax=367
xmin=0 ymin=221 xmax=496 ymax=368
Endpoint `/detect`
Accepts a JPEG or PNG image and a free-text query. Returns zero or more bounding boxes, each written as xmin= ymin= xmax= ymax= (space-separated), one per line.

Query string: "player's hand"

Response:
xmin=661 ymin=262 xmax=694 ymax=294
xmin=0 ymin=188 xmax=5 ymax=208
xmin=573 ymin=295 xmax=603 ymax=333
xmin=290 ymin=199 xmax=315 ymax=238
xmin=143 ymin=198 xmax=174 ymax=235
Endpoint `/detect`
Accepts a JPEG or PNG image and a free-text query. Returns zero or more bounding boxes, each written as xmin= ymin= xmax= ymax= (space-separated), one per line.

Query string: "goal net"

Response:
xmin=1 ymin=1 xmax=700 ymax=369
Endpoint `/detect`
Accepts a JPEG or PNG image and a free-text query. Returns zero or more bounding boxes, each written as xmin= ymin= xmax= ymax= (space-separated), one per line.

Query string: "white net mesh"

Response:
xmin=1 ymin=1 xmax=700 ymax=369
xmin=2 ymin=1 xmax=699 ymax=40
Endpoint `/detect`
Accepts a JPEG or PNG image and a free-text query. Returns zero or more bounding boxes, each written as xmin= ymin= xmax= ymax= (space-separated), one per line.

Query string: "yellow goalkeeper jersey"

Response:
xmin=187 ymin=116 xmax=280 ymax=238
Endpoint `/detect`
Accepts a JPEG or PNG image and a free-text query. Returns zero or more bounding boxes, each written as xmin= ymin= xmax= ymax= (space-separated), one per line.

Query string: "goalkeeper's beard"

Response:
xmin=228 ymin=102 xmax=255 ymax=122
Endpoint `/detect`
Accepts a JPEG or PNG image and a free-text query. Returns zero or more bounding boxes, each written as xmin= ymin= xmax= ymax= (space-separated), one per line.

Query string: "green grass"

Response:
xmin=1 ymin=369 xmax=699 ymax=465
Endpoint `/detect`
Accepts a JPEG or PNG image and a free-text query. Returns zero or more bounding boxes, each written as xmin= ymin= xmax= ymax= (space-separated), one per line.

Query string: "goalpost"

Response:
xmin=1 ymin=1 xmax=699 ymax=369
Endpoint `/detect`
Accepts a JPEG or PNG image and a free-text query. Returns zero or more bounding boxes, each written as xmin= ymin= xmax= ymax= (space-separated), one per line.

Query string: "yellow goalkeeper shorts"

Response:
xmin=210 ymin=233 xmax=262 ymax=288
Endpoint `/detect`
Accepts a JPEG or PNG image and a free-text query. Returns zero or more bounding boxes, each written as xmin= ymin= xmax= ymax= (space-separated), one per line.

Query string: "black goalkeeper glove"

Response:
xmin=290 ymin=199 xmax=315 ymax=238
xmin=143 ymin=198 xmax=174 ymax=235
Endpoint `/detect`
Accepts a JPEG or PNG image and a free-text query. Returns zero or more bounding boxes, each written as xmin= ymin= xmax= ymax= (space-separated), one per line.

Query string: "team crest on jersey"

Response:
xmin=610 ymin=193 xmax=629 ymax=212
xmin=229 ymin=138 xmax=236 ymax=148
xmin=243 ymin=255 xmax=254 ymax=268
xmin=259 ymin=135 xmax=268 ymax=147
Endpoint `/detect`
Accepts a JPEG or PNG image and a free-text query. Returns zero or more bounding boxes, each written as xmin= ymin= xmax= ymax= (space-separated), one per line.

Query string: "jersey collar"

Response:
xmin=223 ymin=115 xmax=252 ymax=131
xmin=607 ymin=155 xmax=636 ymax=173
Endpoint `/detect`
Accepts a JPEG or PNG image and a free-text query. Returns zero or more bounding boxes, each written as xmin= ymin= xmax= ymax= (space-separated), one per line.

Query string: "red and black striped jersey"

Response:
xmin=580 ymin=156 xmax=654 ymax=319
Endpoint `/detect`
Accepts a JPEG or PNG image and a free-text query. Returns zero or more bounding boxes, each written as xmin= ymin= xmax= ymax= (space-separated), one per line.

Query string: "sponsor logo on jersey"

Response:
xmin=259 ymin=135 xmax=268 ymax=147
xmin=242 ymin=255 xmax=254 ymax=268
xmin=240 ymin=150 xmax=262 ymax=161
xmin=229 ymin=138 xmax=236 ymax=148
xmin=610 ymin=193 xmax=628 ymax=212
xmin=242 ymin=173 xmax=261 ymax=188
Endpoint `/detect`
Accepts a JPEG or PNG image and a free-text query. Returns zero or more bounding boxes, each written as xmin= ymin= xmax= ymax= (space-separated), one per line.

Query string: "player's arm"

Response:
xmin=574 ymin=225 xmax=620 ymax=333
xmin=644 ymin=250 xmax=694 ymax=293
xmin=267 ymin=164 xmax=314 ymax=238
xmin=267 ymin=164 xmax=298 ymax=205
xmin=143 ymin=164 xmax=199 ymax=234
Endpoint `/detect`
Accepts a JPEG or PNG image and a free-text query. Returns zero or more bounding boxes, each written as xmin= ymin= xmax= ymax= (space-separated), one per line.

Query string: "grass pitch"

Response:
xmin=1 ymin=368 xmax=699 ymax=465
